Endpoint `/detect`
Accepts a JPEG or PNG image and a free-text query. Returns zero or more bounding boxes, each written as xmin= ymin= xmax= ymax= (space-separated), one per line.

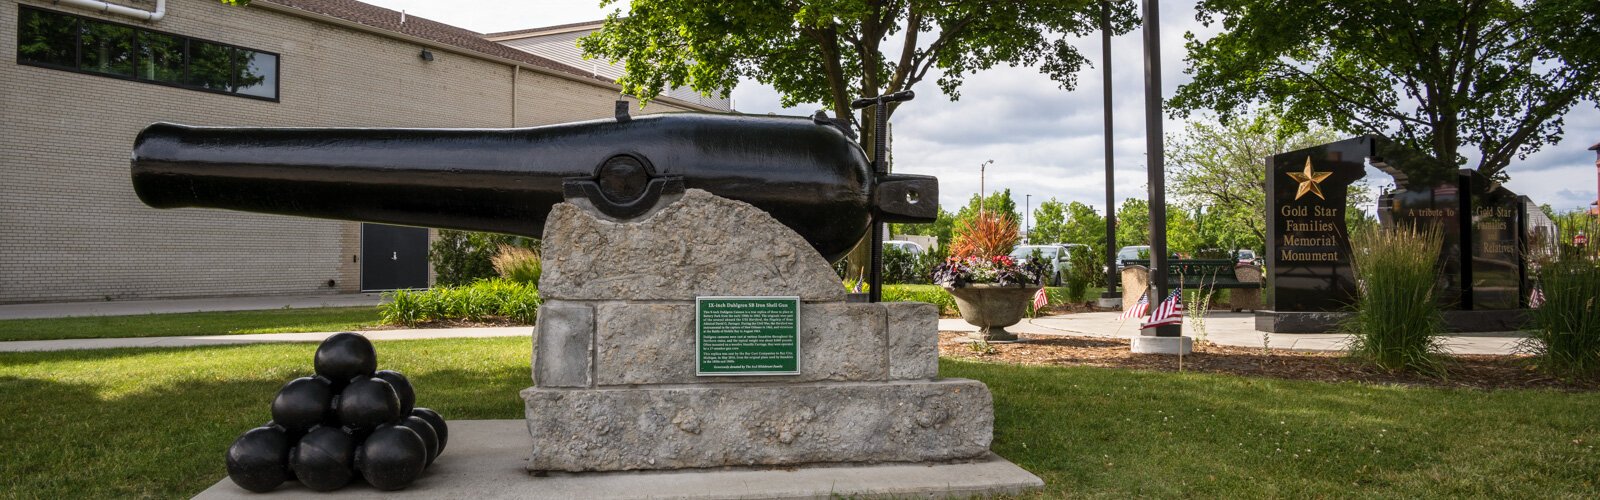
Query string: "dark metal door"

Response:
xmin=361 ymin=224 xmax=429 ymax=291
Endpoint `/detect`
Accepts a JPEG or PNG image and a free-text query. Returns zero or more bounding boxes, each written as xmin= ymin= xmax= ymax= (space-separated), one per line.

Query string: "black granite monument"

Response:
xmin=1255 ymin=137 xmax=1372 ymax=332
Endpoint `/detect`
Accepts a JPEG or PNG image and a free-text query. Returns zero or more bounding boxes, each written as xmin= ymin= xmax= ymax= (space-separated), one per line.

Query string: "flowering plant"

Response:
xmin=933 ymin=254 xmax=1048 ymax=287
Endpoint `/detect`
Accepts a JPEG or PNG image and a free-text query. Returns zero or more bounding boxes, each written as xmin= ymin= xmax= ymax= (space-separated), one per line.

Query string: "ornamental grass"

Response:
xmin=949 ymin=212 xmax=1019 ymax=260
xmin=490 ymin=245 xmax=542 ymax=285
xmin=1523 ymin=217 xmax=1600 ymax=379
xmin=1346 ymin=224 xmax=1445 ymax=374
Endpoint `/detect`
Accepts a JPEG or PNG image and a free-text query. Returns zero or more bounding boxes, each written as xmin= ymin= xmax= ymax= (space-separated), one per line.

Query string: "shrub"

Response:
xmin=379 ymin=278 xmax=540 ymax=326
xmin=1064 ymin=246 xmax=1101 ymax=302
xmin=1346 ymin=224 xmax=1445 ymax=374
xmin=881 ymin=285 xmax=958 ymax=315
xmin=1522 ymin=217 xmax=1600 ymax=378
xmin=883 ymin=245 xmax=923 ymax=284
xmin=491 ymin=245 xmax=542 ymax=285
xmin=429 ymin=230 xmax=538 ymax=287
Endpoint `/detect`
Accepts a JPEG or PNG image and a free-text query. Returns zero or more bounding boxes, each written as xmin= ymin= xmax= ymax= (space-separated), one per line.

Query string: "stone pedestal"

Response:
xmin=1130 ymin=335 xmax=1194 ymax=355
xmin=525 ymin=190 xmax=1004 ymax=476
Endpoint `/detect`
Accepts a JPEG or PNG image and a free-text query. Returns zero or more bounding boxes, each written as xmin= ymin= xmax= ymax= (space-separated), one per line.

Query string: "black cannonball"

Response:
xmin=289 ymin=426 xmax=356 ymax=492
xmin=336 ymin=377 xmax=401 ymax=431
xmin=399 ymin=415 xmax=440 ymax=466
xmin=270 ymin=377 xmax=334 ymax=433
xmin=225 ymin=426 xmax=292 ymax=492
xmin=314 ymin=332 xmax=377 ymax=385
xmin=411 ymin=407 xmax=448 ymax=453
xmin=354 ymin=424 xmax=428 ymax=491
xmin=374 ymin=370 xmax=415 ymax=415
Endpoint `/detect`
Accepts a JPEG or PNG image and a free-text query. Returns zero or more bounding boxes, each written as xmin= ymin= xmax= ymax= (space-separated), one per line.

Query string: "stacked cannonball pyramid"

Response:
xmin=225 ymin=332 xmax=449 ymax=492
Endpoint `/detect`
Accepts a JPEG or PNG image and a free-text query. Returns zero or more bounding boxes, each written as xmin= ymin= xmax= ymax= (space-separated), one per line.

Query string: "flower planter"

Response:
xmin=945 ymin=284 xmax=1041 ymax=342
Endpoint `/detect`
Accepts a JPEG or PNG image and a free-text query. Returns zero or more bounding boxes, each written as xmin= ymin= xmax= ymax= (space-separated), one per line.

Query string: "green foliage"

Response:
xmin=579 ymin=0 xmax=1137 ymax=145
xmin=1029 ymin=199 xmax=1068 ymax=244
xmin=1168 ymin=113 xmax=1343 ymax=251
xmin=880 ymin=284 xmax=958 ymax=315
xmin=1115 ymin=198 xmax=1149 ymax=249
xmin=1524 ymin=215 xmax=1600 ymax=378
xmin=0 ymin=308 xmax=381 ymax=342
xmin=953 ymin=190 xmax=1022 ymax=235
xmin=882 ymin=245 xmax=946 ymax=285
xmin=1346 ymin=225 xmax=1446 ymax=374
xmin=429 ymin=230 xmax=538 ymax=287
xmin=379 ymin=279 xmax=541 ymax=326
xmin=490 ymin=246 xmax=542 ymax=285
xmin=1065 ymin=244 xmax=1101 ymax=299
xmin=1170 ymin=0 xmax=1600 ymax=182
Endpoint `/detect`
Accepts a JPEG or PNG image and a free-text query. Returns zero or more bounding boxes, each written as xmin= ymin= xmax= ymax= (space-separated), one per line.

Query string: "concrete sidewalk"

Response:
xmin=939 ymin=311 xmax=1527 ymax=355
xmin=0 ymin=326 xmax=529 ymax=353
xmin=0 ymin=293 xmax=388 ymax=320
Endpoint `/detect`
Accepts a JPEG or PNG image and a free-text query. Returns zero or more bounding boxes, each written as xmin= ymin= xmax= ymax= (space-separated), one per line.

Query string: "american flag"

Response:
xmin=1530 ymin=287 xmax=1545 ymax=309
xmin=1032 ymin=287 xmax=1049 ymax=313
xmin=1121 ymin=292 xmax=1149 ymax=319
xmin=1141 ymin=290 xmax=1184 ymax=328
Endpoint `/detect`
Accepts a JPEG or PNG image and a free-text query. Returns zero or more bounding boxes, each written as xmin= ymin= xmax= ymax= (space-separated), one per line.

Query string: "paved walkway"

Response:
xmin=0 ymin=293 xmax=388 ymax=320
xmin=940 ymin=311 xmax=1527 ymax=355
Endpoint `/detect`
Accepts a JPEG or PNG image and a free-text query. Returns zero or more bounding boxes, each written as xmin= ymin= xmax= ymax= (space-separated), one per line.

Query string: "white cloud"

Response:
xmin=364 ymin=0 xmax=1599 ymax=215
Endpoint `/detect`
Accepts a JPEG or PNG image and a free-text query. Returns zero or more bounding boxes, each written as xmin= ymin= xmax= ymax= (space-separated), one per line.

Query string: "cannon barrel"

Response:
xmin=131 ymin=113 xmax=937 ymax=263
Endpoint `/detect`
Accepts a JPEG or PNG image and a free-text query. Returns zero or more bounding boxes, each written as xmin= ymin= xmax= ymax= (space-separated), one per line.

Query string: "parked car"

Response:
xmin=1009 ymin=244 xmax=1071 ymax=286
xmin=1115 ymin=245 xmax=1151 ymax=270
xmin=883 ymin=240 xmax=925 ymax=255
xmin=1235 ymin=249 xmax=1258 ymax=265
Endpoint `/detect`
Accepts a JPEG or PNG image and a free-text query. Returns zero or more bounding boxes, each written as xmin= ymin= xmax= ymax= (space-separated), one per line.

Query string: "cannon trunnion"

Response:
xmin=131 ymin=113 xmax=937 ymax=263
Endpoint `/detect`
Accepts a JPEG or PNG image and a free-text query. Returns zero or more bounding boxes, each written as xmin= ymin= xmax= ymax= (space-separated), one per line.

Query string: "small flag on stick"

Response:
xmin=1031 ymin=287 xmax=1049 ymax=316
xmin=1141 ymin=290 xmax=1185 ymax=329
xmin=1121 ymin=292 xmax=1149 ymax=320
xmin=1530 ymin=286 xmax=1545 ymax=309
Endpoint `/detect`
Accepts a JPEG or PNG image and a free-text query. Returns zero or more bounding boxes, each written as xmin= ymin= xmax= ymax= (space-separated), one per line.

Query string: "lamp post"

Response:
xmin=1135 ymin=0 xmax=1188 ymax=353
xmin=1025 ymin=194 xmax=1032 ymax=243
xmin=1100 ymin=0 xmax=1121 ymax=307
xmin=978 ymin=159 xmax=994 ymax=217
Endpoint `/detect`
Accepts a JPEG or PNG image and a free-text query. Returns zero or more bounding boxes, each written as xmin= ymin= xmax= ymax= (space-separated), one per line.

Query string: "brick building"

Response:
xmin=0 ymin=0 xmax=722 ymax=304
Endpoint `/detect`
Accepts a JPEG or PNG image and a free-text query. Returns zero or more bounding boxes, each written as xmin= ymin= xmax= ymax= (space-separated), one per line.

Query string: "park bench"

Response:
xmin=1121 ymin=259 xmax=1262 ymax=312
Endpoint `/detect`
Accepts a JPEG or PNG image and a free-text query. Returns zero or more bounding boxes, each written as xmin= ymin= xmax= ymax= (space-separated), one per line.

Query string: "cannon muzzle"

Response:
xmin=131 ymin=113 xmax=936 ymax=263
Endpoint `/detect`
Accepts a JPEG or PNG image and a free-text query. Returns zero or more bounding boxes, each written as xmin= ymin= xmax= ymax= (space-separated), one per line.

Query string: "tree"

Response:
xmin=1167 ymin=113 xmax=1342 ymax=250
xmin=954 ymin=190 xmax=1020 ymax=232
xmin=579 ymin=0 xmax=1136 ymax=149
xmin=1171 ymin=0 xmax=1600 ymax=184
xmin=1115 ymin=198 xmax=1149 ymax=249
xmin=1029 ymin=199 xmax=1068 ymax=244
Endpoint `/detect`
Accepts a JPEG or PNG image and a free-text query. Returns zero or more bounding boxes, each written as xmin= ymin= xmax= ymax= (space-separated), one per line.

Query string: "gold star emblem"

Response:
xmin=1286 ymin=157 xmax=1332 ymax=200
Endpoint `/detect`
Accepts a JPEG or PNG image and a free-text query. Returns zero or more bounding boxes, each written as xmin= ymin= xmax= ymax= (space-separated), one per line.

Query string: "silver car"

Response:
xmin=1010 ymin=244 xmax=1072 ymax=286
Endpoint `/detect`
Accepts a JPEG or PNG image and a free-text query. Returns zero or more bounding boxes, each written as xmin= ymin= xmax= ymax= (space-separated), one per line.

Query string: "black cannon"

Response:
xmin=130 ymin=110 xmax=938 ymax=263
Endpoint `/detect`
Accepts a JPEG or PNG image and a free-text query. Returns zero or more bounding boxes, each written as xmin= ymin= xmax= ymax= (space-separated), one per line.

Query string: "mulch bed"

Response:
xmin=939 ymin=332 xmax=1599 ymax=391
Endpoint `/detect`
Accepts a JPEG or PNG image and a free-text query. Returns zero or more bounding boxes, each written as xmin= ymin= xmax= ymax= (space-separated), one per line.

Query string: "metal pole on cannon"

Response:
xmin=852 ymin=90 xmax=916 ymax=303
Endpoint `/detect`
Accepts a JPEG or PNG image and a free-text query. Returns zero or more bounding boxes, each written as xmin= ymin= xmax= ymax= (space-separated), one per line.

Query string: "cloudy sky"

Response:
xmin=363 ymin=0 xmax=1600 ymax=217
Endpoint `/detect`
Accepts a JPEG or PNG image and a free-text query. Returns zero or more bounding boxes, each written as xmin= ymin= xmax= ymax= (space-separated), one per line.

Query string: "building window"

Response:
xmin=16 ymin=6 xmax=279 ymax=101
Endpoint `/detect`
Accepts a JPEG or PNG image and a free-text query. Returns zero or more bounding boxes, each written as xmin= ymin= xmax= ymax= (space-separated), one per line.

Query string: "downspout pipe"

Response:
xmin=55 ymin=0 xmax=167 ymax=22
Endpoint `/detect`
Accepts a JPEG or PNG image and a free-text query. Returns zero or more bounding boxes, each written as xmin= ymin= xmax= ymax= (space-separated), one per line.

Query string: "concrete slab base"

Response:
xmin=1130 ymin=335 xmax=1193 ymax=355
xmin=194 ymin=420 xmax=1043 ymax=499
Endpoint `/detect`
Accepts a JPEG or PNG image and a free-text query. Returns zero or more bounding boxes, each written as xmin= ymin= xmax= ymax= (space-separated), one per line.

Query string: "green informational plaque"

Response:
xmin=696 ymin=296 xmax=801 ymax=376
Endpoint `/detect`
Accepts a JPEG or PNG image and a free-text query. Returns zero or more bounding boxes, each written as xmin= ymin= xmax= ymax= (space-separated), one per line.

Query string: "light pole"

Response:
xmin=1100 ymin=0 xmax=1121 ymax=306
xmin=1136 ymin=0 xmax=1187 ymax=352
xmin=1025 ymin=194 xmax=1032 ymax=243
xmin=978 ymin=159 xmax=994 ymax=217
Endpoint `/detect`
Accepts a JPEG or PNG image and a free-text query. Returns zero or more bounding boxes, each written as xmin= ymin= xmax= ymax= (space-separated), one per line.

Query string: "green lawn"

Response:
xmin=0 ymin=307 xmax=383 ymax=342
xmin=1 ymin=339 xmax=1595 ymax=498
